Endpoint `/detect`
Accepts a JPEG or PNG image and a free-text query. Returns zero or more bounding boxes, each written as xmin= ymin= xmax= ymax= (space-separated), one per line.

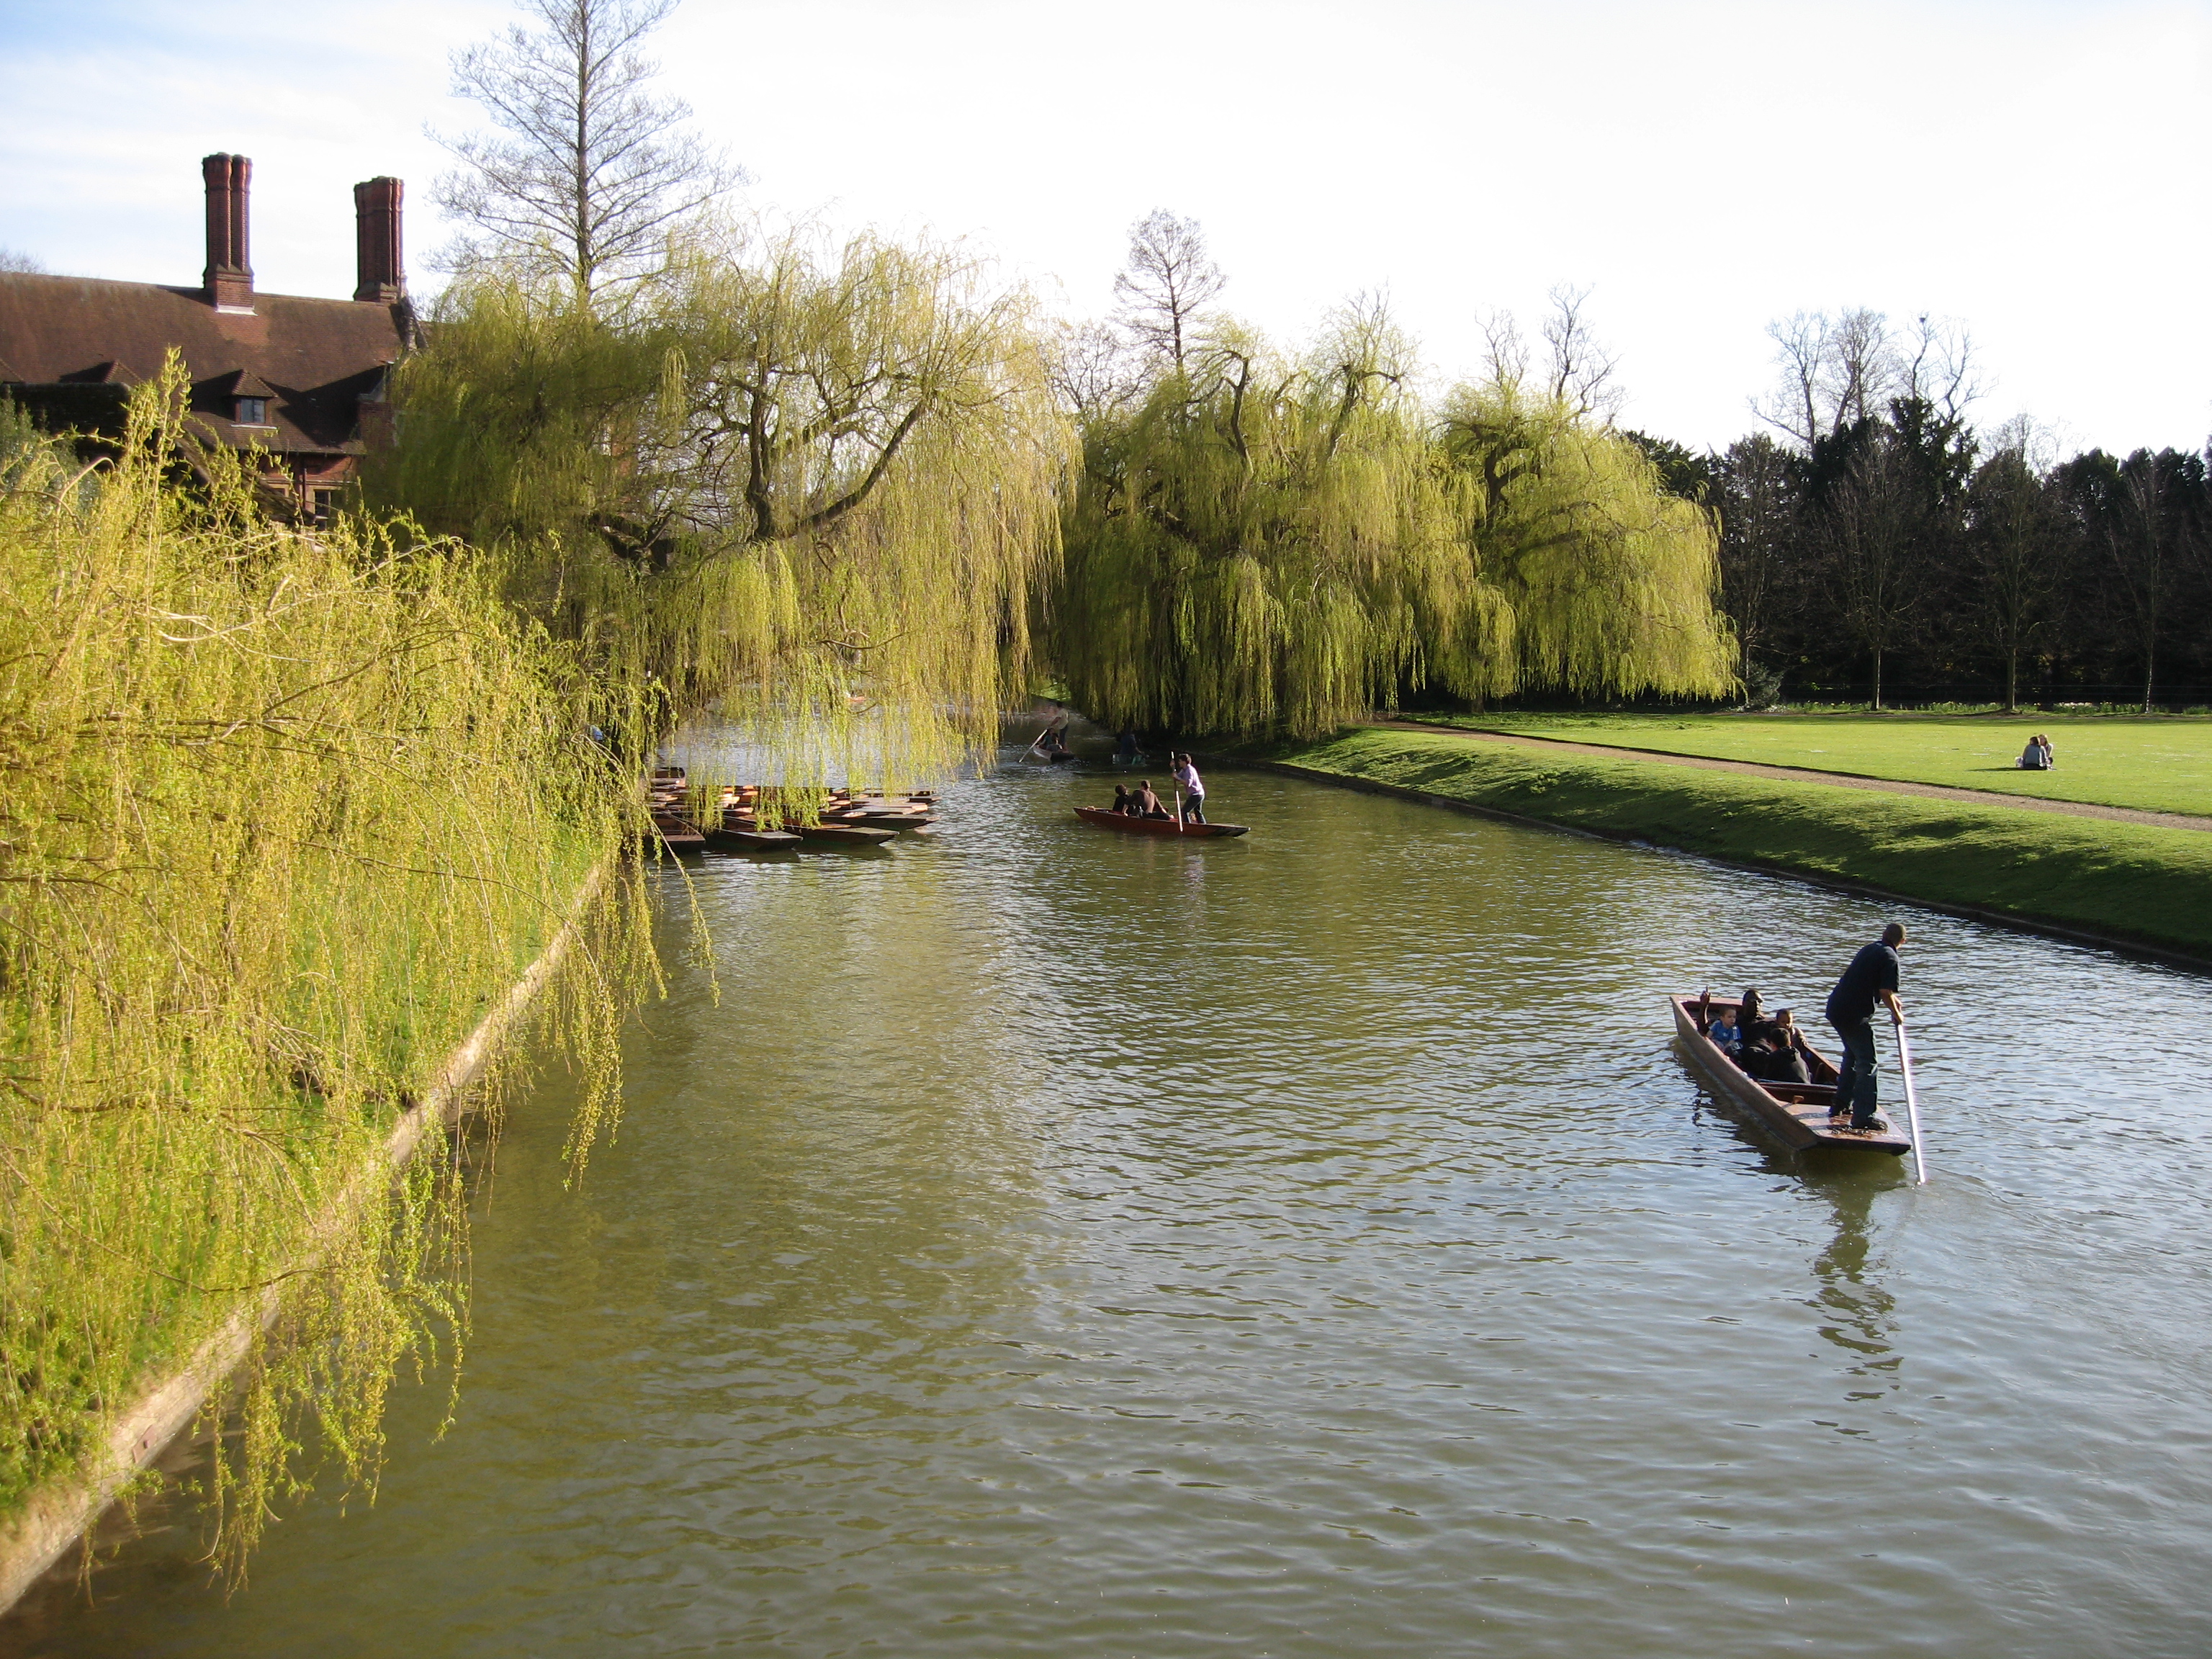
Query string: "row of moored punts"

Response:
xmin=646 ymin=768 xmax=937 ymax=853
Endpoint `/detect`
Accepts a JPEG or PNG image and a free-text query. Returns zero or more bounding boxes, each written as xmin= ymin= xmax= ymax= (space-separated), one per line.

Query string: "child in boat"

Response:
xmin=1707 ymin=1009 xmax=1743 ymax=1056
xmin=1741 ymin=1007 xmax=1812 ymax=1085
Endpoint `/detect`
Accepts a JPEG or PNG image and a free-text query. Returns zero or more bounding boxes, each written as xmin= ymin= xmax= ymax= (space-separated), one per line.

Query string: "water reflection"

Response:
xmin=14 ymin=757 xmax=2212 ymax=1659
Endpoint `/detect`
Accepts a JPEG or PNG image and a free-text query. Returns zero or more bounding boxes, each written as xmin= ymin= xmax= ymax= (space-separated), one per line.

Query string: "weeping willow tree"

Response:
xmin=0 ymin=369 xmax=649 ymax=1570
xmin=1056 ymin=304 xmax=1735 ymax=737
xmin=1055 ymin=306 xmax=1496 ymax=736
xmin=369 ymin=220 xmax=1071 ymax=786
xmin=1438 ymin=382 xmax=1737 ymax=701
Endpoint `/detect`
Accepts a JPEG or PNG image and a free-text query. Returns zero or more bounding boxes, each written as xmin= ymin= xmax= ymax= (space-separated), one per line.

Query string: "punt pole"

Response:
xmin=1894 ymin=1015 xmax=1930 ymax=1185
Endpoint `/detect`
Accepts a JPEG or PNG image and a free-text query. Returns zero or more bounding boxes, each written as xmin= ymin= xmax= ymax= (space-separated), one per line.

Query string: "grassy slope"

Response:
xmin=1406 ymin=712 xmax=2212 ymax=818
xmin=1267 ymin=728 xmax=2212 ymax=959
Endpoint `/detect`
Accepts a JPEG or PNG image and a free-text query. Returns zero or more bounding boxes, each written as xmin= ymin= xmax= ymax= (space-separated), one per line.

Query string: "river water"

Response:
xmin=13 ymin=760 xmax=2212 ymax=1658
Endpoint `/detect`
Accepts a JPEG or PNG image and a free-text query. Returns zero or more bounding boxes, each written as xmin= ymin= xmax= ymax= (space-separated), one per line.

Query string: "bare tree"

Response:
xmin=1112 ymin=210 xmax=1226 ymax=374
xmin=1541 ymin=284 xmax=1619 ymax=421
xmin=1753 ymin=307 xmax=1901 ymax=449
xmin=1964 ymin=441 xmax=2064 ymax=710
xmin=1825 ymin=432 xmax=1920 ymax=709
xmin=1050 ymin=320 xmax=1143 ymax=421
xmin=1899 ymin=313 xmax=1984 ymax=427
xmin=1477 ymin=308 xmax=1530 ymax=391
xmin=0 ymin=248 xmax=43 ymax=274
xmin=1714 ymin=432 xmax=1800 ymax=698
xmin=432 ymin=0 xmax=742 ymax=304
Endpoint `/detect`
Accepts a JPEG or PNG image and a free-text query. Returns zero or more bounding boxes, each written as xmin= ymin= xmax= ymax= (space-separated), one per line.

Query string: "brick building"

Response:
xmin=0 ymin=154 xmax=414 ymax=521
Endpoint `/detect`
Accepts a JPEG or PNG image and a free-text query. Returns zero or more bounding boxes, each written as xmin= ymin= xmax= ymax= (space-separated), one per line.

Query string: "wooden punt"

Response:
xmin=647 ymin=813 xmax=706 ymax=853
xmin=793 ymin=822 xmax=898 ymax=846
xmin=1073 ymin=806 xmax=1249 ymax=838
xmin=706 ymin=825 xmax=801 ymax=852
xmin=1669 ymin=994 xmax=1910 ymax=1155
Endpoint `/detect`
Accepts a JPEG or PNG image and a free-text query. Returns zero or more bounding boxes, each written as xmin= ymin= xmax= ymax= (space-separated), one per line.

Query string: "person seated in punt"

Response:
xmin=1128 ymin=780 xmax=1172 ymax=819
xmin=1740 ymin=1007 xmax=1812 ymax=1085
xmin=1111 ymin=784 xmax=1134 ymax=815
xmin=1706 ymin=1008 xmax=1743 ymax=1056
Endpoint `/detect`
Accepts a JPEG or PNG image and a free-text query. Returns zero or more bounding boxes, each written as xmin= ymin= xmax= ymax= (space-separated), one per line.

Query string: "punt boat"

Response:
xmin=1073 ymin=806 xmax=1249 ymax=838
xmin=1669 ymin=994 xmax=1910 ymax=1155
xmin=706 ymin=824 xmax=802 ymax=852
xmin=792 ymin=821 xmax=898 ymax=846
xmin=647 ymin=813 xmax=706 ymax=853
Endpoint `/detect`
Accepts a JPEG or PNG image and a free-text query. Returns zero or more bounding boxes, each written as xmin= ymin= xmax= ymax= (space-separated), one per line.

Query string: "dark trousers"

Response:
xmin=1182 ymin=796 xmax=1206 ymax=824
xmin=1830 ymin=1017 xmax=1879 ymax=1128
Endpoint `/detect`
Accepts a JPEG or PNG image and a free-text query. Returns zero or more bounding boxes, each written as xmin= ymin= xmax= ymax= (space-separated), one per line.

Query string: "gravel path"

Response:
xmin=1373 ymin=721 xmax=2212 ymax=835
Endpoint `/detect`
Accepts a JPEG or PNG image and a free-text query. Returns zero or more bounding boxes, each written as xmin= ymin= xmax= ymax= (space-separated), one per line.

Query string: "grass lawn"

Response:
xmin=1264 ymin=728 xmax=2212 ymax=959
xmin=1401 ymin=711 xmax=2212 ymax=818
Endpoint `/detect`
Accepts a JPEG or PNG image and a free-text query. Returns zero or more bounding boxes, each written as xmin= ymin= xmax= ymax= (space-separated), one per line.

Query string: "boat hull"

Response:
xmin=1073 ymin=806 xmax=1249 ymax=838
xmin=1670 ymin=995 xmax=1910 ymax=1156
xmin=793 ymin=822 xmax=898 ymax=846
xmin=706 ymin=827 xmax=801 ymax=852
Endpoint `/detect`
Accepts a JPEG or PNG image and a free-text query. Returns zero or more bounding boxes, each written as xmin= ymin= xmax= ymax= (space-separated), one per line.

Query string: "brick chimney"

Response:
xmin=353 ymin=176 xmax=405 ymax=304
xmin=201 ymin=153 xmax=253 ymax=311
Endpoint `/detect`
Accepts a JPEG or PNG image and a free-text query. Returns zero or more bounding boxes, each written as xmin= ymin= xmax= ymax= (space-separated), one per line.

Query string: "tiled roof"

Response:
xmin=0 ymin=272 xmax=412 ymax=457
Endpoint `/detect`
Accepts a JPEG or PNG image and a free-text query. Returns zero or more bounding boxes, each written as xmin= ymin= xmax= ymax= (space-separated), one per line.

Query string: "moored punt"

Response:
xmin=1668 ymin=994 xmax=1910 ymax=1156
xmin=647 ymin=813 xmax=706 ymax=853
xmin=706 ymin=824 xmax=801 ymax=852
xmin=1073 ymin=806 xmax=1249 ymax=838
xmin=792 ymin=822 xmax=898 ymax=846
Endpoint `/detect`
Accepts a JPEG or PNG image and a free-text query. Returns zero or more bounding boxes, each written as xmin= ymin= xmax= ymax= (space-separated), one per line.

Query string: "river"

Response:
xmin=12 ymin=759 xmax=2212 ymax=1658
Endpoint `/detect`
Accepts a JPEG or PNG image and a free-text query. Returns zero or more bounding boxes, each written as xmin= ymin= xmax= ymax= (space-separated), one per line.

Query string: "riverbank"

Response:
xmin=1398 ymin=710 xmax=2212 ymax=817
xmin=1247 ymin=727 xmax=2212 ymax=964
xmin=0 ymin=854 xmax=608 ymax=1614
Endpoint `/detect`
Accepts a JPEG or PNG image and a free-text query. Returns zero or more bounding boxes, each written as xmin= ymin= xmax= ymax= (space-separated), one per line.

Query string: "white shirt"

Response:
xmin=1173 ymin=760 xmax=1203 ymax=796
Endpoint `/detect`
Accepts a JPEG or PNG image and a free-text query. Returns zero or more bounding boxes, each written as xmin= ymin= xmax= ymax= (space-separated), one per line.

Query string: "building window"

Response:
xmin=235 ymin=396 xmax=269 ymax=426
xmin=310 ymin=487 xmax=342 ymax=526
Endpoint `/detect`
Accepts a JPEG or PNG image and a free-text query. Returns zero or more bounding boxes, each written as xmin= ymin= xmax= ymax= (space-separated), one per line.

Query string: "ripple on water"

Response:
xmin=12 ymin=760 xmax=2212 ymax=1659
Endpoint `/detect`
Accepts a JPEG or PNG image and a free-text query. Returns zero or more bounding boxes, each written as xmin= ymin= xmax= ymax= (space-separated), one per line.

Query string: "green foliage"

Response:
xmin=0 ymin=367 xmax=647 ymax=1565
xmin=1055 ymin=312 xmax=1737 ymax=739
xmin=369 ymin=222 xmax=1071 ymax=783
xmin=1056 ymin=310 xmax=1484 ymax=736
xmin=1269 ymin=728 xmax=2212 ymax=958
xmin=1437 ymin=383 xmax=1737 ymax=704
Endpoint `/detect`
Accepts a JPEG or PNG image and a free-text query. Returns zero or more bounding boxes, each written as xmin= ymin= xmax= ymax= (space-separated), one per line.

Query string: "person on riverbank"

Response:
xmin=2018 ymin=732 xmax=2055 ymax=770
xmin=1171 ymin=754 xmax=1207 ymax=824
xmin=1825 ymin=923 xmax=1905 ymax=1132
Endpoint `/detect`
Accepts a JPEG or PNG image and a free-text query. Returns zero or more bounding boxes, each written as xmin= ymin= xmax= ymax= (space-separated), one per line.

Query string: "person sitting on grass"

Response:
xmin=2019 ymin=733 xmax=2054 ymax=770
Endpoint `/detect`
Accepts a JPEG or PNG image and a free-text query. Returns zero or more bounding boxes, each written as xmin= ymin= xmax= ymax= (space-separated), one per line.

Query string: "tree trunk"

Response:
xmin=2005 ymin=649 xmax=2018 ymax=714
xmin=1871 ymin=646 xmax=1884 ymax=711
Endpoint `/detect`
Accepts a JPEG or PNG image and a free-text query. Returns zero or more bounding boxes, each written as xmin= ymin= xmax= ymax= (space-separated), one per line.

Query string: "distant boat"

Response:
xmin=1072 ymin=806 xmax=1249 ymax=838
xmin=1669 ymin=994 xmax=1910 ymax=1155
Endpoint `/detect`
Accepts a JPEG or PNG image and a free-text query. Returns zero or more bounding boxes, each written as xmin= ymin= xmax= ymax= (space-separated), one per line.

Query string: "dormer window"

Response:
xmin=235 ymin=396 xmax=269 ymax=426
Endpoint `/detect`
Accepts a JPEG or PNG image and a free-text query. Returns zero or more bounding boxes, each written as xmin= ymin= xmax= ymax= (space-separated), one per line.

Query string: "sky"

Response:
xmin=1 ymin=0 xmax=2207 ymax=455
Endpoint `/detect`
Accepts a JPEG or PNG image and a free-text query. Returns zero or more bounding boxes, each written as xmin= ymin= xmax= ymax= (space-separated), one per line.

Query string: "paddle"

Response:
xmin=1894 ymin=1013 xmax=1931 ymax=1184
